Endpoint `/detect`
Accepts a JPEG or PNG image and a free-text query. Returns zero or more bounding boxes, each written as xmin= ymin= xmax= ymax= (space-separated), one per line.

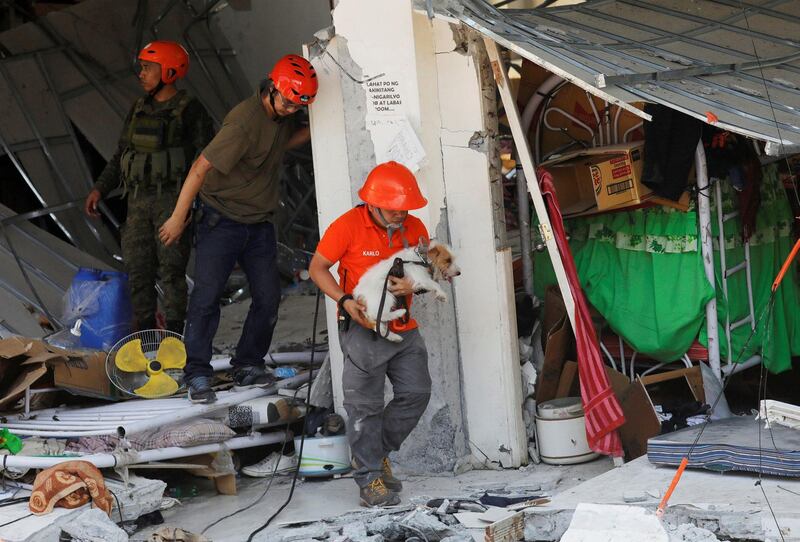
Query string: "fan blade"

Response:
xmin=134 ymin=372 xmax=179 ymax=398
xmin=156 ymin=336 xmax=186 ymax=369
xmin=115 ymin=339 xmax=149 ymax=372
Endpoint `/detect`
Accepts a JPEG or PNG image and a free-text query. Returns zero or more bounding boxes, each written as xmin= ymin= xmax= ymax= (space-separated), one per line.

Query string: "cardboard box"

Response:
xmin=542 ymin=142 xmax=652 ymax=215
xmin=51 ymin=350 xmax=121 ymax=401
xmin=0 ymin=337 xmax=121 ymax=404
xmin=536 ymin=287 xmax=574 ymax=404
xmin=607 ymin=365 xmax=705 ymax=461
xmin=0 ymin=337 xmax=56 ymax=409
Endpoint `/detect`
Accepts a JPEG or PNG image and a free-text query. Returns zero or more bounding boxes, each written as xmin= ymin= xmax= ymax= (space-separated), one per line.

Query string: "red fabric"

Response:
xmin=538 ymin=167 xmax=625 ymax=457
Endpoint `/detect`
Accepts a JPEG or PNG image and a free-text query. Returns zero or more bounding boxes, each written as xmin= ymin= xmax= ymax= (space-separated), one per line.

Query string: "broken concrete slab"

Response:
xmin=666 ymin=523 xmax=727 ymax=542
xmin=525 ymin=456 xmax=800 ymax=541
xmin=60 ymin=507 xmax=128 ymax=542
xmin=0 ymin=475 xmax=165 ymax=542
xmin=560 ymin=503 xmax=668 ymax=542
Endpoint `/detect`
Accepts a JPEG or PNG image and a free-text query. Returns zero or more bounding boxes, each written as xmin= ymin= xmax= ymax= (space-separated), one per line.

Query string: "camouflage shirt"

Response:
xmin=94 ymin=91 xmax=214 ymax=197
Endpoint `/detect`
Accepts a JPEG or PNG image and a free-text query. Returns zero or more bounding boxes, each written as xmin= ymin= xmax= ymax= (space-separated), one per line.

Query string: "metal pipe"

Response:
xmin=513 ymin=149 xmax=534 ymax=297
xmin=613 ymin=106 xmax=623 ymax=144
xmin=35 ymin=53 xmax=121 ymax=231
xmin=622 ymin=122 xmax=644 ymax=143
xmin=520 ymin=74 xmax=563 ymax=163
xmin=33 ymin=19 xmax=127 ymax=118
xmin=543 ymin=108 xmax=597 ymax=146
xmin=696 ymin=142 xmax=722 ymax=380
xmin=118 ymin=373 xmax=311 ymax=437
xmin=0 ymin=130 xmax=76 ymax=244
xmin=0 ymin=431 xmax=290 ymax=470
xmin=585 ymin=91 xmax=603 ymax=146
xmin=721 ymin=354 xmax=761 ymax=376
xmin=180 ymin=0 xmax=232 ymax=111
xmin=0 ymin=61 xmax=112 ymax=256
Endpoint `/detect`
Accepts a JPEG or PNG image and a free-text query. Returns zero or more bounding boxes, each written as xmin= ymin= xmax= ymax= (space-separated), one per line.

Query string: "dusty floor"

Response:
xmin=133 ymin=456 xmax=615 ymax=541
xmin=213 ymin=289 xmax=329 ymax=356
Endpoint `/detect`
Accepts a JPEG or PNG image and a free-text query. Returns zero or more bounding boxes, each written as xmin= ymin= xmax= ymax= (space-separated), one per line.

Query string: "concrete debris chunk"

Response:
xmin=60 ymin=508 xmax=129 ymax=542
xmin=401 ymin=509 xmax=460 ymax=540
xmin=561 ymin=503 xmax=668 ymax=542
xmin=366 ymin=516 xmax=406 ymax=540
xmin=341 ymin=521 xmax=384 ymax=541
xmin=622 ymin=490 xmax=647 ymax=503
xmin=440 ymin=536 xmax=475 ymax=542
xmin=342 ymin=522 xmax=368 ymax=539
xmin=667 ymin=523 xmax=727 ymax=542
xmin=274 ymin=524 xmax=329 ymax=541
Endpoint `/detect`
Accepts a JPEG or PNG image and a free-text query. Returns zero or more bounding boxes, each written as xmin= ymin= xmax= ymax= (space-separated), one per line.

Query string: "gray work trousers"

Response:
xmin=339 ymin=324 xmax=431 ymax=488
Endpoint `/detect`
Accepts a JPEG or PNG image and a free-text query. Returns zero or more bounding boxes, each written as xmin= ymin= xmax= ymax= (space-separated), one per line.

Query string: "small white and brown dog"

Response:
xmin=353 ymin=240 xmax=460 ymax=342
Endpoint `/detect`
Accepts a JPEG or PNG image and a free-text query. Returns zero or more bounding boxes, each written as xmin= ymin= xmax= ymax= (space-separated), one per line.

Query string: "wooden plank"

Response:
xmin=484 ymin=37 xmax=577 ymax=334
xmin=556 ymin=360 xmax=579 ymax=398
xmin=485 ymin=510 xmax=524 ymax=542
xmin=640 ymin=366 xmax=704 ymax=403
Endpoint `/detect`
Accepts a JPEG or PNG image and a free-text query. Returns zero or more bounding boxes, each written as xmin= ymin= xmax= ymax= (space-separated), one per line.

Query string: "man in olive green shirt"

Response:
xmin=159 ymin=54 xmax=318 ymax=403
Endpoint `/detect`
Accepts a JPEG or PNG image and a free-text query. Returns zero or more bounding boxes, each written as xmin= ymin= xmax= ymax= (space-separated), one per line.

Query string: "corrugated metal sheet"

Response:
xmin=447 ymin=0 xmax=800 ymax=146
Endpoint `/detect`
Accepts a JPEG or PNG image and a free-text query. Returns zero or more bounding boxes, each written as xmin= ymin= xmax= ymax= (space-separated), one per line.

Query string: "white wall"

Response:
xmin=308 ymin=0 xmax=526 ymax=469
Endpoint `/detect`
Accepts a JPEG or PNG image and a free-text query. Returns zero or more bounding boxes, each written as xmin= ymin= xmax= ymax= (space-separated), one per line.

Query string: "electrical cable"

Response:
xmin=0 ymin=512 xmax=33 ymax=528
xmin=658 ymin=5 xmax=799 ymax=533
xmin=245 ymin=287 xmax=322 ymax=541
xmin=201 ymin=336 xmax=320 ymax=534
xmin=199 ymin=413 xmax=293 ymax=535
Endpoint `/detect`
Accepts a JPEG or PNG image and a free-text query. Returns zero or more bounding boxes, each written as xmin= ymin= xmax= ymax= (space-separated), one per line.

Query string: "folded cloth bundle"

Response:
xmin=29 ymin=460 xmax=112 ymax=516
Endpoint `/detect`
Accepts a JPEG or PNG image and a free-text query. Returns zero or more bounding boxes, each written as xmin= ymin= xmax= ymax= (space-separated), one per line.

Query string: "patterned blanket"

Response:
xmin=29 ymin=460 xmax=112 ymax=516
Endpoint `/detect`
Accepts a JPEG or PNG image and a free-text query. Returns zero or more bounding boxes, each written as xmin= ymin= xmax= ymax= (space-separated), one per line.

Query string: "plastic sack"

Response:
xmin=63 ymin=268 xmax=133 ymax=351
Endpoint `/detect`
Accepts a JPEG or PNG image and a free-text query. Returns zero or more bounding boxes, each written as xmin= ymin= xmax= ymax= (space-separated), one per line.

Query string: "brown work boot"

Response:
xmin=360 ymin=478 xmax=400 ymax=508
xmin=381 ymin=457 xmax=403 ymax=492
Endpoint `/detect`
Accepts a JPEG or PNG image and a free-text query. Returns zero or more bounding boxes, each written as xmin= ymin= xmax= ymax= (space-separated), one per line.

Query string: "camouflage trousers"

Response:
xmin=121 ymin=190 xmax=190 ymax=327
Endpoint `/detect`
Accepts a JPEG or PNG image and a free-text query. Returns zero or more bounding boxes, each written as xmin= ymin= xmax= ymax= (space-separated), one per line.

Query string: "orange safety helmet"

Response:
xmin=138 ymin=41 xmax=189 ymax=84
xmin=269 ymin=54 xmax=318 ymax=105
xmin=358 ymin=161 xmax=427 ymax=211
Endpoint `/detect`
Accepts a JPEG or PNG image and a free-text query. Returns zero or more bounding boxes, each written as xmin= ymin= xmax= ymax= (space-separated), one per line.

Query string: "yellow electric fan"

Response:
xmin=106 ymin=330 xmax=187 ymax=399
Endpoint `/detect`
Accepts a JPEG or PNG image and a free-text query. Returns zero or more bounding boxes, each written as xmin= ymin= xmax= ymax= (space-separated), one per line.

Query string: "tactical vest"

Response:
xmin=119 ymin=91 xmax=193 ymax=198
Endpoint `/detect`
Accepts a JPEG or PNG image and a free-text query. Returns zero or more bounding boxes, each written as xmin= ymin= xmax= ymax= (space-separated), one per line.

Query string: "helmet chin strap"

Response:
xmin=267 ymin=88 xmax=284 ymax=123
xmin=149 ymin=79 xmax=165 ymax=97
xmin=372 ymin=207 xmax=408 ymax=249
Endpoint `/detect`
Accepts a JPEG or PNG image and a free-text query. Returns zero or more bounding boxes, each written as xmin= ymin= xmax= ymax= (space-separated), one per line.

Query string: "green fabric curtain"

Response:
xmin=533 ymin=164 xmax=800 ymax=372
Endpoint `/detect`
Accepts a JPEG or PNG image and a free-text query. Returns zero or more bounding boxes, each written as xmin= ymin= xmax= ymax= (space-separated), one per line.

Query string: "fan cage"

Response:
xmin=106 ymin=329 xmax=185 ymax=398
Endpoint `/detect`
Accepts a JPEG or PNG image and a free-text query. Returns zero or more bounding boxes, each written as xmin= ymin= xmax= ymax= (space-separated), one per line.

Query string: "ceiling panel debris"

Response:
xmin=438 ymin=0 xmax=800 ymax=147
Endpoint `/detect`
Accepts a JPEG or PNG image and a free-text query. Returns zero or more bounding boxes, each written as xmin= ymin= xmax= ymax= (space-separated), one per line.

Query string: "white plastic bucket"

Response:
xmin=294 ymin=434 xmax=351 ymax=477
xmin=535 ymin=397 xmax=599 ymax=465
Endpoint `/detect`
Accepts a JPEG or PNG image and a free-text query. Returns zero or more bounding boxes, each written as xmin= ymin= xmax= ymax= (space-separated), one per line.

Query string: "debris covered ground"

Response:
xmin=133 ymin=455 xmax=614 ymax=541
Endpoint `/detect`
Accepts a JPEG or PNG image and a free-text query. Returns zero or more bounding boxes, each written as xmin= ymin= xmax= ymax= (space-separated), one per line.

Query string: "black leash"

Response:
xmin=373 ymin=257 xmax=406 ymax=341
xmin=372 ymin=250 xmax=433 ymax=341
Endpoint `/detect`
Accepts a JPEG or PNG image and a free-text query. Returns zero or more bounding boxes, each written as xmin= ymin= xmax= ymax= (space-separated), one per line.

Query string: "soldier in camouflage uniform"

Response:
xmin=84 ymin=41 xmax=213 ymax=332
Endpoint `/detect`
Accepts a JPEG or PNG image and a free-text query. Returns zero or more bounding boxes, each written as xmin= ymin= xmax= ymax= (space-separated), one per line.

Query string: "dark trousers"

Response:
xmin=184 ymin=203 xmax=281 ymax=379
xmin=340 ymin=324 xmax=431 ymax=488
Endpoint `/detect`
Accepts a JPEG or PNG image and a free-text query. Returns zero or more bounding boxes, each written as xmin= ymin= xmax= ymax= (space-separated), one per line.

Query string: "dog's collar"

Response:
xmin=414 ymin=244 xmax=430 ymax=266
xmin=405 ymin=244 xmax=432 ymax=273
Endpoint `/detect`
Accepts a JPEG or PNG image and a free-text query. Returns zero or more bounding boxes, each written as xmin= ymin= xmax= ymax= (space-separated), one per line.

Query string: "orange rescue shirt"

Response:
xmin=316 ymin=205 xmax=429 ymax=332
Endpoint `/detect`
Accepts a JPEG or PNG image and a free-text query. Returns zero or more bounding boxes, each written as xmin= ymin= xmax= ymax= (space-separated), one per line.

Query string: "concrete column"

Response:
xmin=308 ymin=0 xmax=526 ymax=470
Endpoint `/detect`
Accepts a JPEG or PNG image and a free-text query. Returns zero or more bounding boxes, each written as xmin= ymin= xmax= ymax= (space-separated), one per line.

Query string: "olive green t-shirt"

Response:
xmin=200 ymin=90 xmax=295 ymax=223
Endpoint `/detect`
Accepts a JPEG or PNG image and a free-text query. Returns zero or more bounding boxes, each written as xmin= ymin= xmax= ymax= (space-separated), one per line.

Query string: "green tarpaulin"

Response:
xmin=534 ymin=164 xmax=800 ymax=373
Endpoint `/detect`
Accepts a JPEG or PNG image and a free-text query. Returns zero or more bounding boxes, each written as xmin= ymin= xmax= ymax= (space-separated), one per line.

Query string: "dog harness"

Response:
xmin=373 ymin=245 xmax=433 ymax=341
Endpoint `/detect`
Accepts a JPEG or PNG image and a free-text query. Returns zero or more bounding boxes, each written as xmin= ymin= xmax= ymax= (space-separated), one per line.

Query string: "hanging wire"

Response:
xmin=736 ymin=1 xmax=800 ymax=209
xmin=313 ymin=39 xmax=386 ymax=85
